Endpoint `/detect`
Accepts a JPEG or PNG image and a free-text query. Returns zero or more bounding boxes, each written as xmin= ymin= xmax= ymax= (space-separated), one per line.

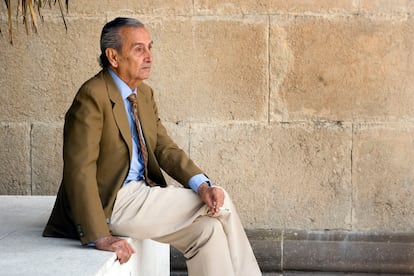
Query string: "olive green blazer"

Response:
xmin=43 ymin=70 xmax=203 ymax=244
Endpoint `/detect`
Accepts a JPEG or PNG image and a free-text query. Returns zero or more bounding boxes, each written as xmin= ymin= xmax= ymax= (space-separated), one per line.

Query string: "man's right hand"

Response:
xmin=198 ymin=182 xmax=225 ymax=217
xmin=95 ymin=235 xmax=136 ymax=264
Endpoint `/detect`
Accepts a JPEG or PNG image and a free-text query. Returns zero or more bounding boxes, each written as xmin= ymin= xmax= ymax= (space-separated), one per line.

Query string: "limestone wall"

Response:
xmin=1 ymin=0 xmax=413 ymax=233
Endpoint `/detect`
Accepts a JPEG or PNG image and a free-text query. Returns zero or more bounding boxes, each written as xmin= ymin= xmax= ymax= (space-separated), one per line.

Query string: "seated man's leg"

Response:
xmin=215 ymin=188 xmax=261 ymax=276
xmin=110 ymin=181 xmax=261 ymax=276
xmin=156 ymin=216 xmax=235 ymax=276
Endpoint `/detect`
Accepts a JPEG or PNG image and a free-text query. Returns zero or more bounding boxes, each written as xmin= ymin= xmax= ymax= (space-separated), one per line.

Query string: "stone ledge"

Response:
xmin=171 ymin=229 xmax=414 ymax=274
xmin=0 ymin=196 xmax=169 ymax=276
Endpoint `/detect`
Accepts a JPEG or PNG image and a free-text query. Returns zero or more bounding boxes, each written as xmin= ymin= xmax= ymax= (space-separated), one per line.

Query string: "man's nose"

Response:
xmin=144 ymin=48 xmax=152 ymax=62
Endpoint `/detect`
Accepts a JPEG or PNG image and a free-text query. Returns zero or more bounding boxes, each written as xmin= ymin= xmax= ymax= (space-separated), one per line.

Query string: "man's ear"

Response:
xmin=105 ymin=48 xmax=119 ymax=68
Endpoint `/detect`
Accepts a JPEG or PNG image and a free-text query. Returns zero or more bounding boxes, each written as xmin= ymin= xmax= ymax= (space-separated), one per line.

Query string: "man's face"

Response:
xmin=114 ymin=26 xmax=153 ymax=88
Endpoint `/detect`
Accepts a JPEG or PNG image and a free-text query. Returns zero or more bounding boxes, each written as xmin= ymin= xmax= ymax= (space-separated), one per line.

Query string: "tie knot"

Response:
xmin=127 ymin=93 xmax=137 ymax=103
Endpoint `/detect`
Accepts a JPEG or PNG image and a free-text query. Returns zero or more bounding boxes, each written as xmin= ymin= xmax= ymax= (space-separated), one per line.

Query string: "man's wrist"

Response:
xmin=197 ymin=182 xmax=210 ymax=195
xmin=188 ymin=174 xmax=210 ymax=192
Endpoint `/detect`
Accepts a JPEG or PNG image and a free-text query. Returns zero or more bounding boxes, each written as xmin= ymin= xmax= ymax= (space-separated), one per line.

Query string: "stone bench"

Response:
xmin=0 ymin=196 xmax=169 ymax=276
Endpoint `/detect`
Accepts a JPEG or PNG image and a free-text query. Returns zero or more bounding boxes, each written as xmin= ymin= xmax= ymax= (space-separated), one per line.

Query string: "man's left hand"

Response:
xmin=95 ymin=235 xmax=135 ymax=264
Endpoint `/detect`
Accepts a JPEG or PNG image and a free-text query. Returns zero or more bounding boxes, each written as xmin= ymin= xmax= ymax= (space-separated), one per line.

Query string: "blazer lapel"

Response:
xmin=103 ymin=70 xmax=133 ymax=159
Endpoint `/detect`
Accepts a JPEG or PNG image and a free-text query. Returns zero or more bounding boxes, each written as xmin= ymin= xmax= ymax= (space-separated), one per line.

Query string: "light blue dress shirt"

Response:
xmin=108 ymin=69 xmax=209 ymax=193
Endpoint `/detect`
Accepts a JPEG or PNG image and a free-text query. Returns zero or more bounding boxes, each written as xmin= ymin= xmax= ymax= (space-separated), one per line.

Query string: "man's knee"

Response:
xmin=183 ymin=217 xmax=225 ymax=259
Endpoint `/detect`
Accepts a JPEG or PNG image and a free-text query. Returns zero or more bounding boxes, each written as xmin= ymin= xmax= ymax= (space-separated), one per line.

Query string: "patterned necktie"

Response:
xmin=127 ymin=93 xmax=156 ymax=187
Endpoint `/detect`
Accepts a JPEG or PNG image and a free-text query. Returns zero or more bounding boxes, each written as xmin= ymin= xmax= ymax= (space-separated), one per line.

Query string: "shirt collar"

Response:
xmin=108 ymin=69 xmax=137 ymax=99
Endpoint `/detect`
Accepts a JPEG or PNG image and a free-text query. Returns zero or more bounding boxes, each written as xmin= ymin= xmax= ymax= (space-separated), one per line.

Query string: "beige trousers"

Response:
xmin=109 ymin=181 xmax=261 ymax=276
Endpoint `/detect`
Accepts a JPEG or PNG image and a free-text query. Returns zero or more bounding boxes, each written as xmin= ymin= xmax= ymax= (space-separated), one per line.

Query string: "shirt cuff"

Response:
xmin=188 ymin=174 xmax=210 ymax=193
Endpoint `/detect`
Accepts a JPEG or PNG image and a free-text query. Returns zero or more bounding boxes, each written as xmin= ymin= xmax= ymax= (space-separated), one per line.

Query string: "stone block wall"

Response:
xmin=1 ymin=0 xmax=414 ymax=233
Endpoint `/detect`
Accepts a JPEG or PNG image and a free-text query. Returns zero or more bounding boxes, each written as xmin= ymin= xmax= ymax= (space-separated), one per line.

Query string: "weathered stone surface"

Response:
xmin=144 ymin=18 xmax=196 ymax=122
xmin=163 ymin=121 xmax=191 ymax=153
xmin=247 ymin=229 xmax=282 ymax=272
xmin=359 ymin=0 xmax=412 ymax=15
xmin=0 ymin=123 xmax=31 ymax=195
xmin=161 ymin=121 xmax=191 ymax=187
xmin=352 ymin=124 xmax=414 ymax=232
xmin=270 ymin=16 xmax=414 ymax=122
xmin=0 ymin=17 xmax=104 ymax=122
xmin=190 ymin=122 xmax=352 ymax=229
xmin=69 ymin=0 xmax=192 ymax=16
xmin=149 ymin=18 xmax=268 ymax=122
xmin=31 ymin=123 xmax=63 ymax=195
xmin=194 ymin=0 xmax=358 ymax=15
xmin=283 ymin=229 xmax=414 ymax=273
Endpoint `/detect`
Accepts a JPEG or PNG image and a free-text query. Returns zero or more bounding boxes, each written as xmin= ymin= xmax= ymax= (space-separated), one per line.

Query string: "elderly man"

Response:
xmin=43 ymin=17 xmax=261 ymax=276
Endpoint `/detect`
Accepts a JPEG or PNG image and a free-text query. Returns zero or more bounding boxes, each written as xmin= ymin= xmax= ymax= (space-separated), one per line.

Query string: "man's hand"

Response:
xmin=198 ymin=182 xmax=225 ymax=217
xmin=95 ymin=235 xmax=136 ymax=264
